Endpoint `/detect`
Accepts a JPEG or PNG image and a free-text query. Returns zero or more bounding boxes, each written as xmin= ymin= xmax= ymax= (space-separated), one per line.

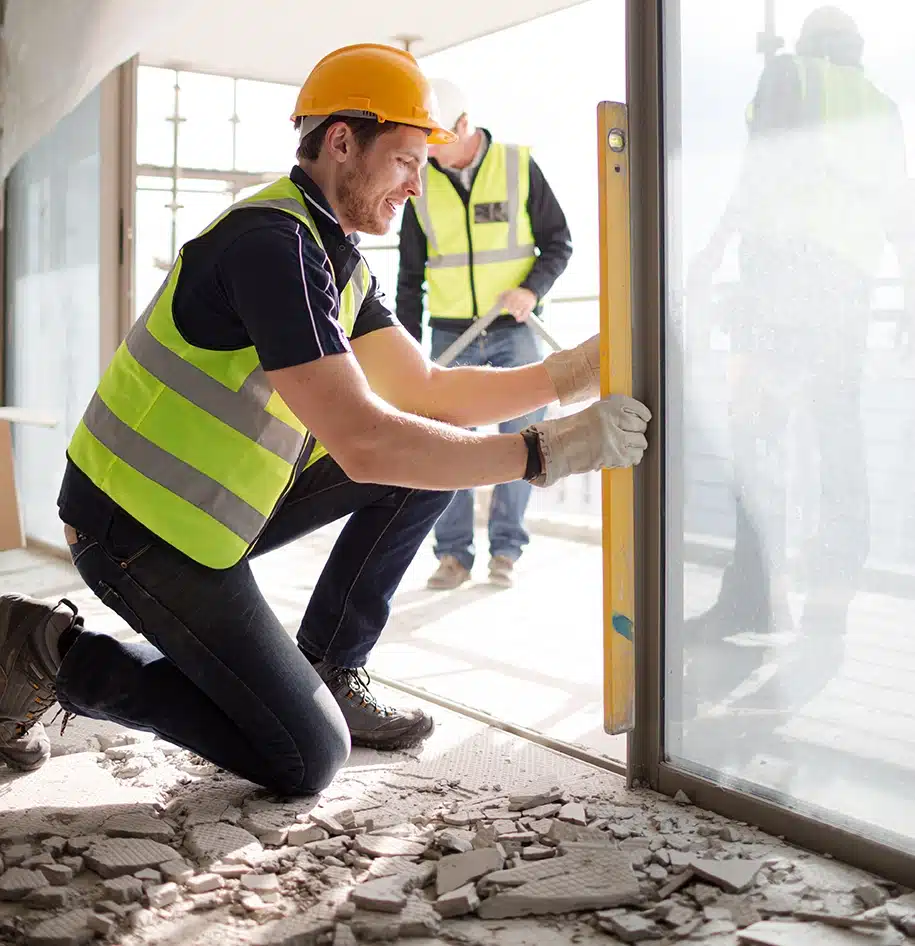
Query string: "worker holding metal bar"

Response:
xmin=397 ymin=79 xmax=574 ymax=590
xmin=0 ymin=44 xmax=649 ymax=791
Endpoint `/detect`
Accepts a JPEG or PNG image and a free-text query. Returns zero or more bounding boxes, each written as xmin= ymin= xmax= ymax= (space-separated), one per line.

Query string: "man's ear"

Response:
xmin=325 ymin=122 xmax=351 ymax=163
xmin=454 ymin=114 xmax=470 ymax=137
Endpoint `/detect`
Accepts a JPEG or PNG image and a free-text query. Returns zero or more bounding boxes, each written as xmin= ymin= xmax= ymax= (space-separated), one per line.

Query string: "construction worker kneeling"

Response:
xmin=0 ymin=44 xmax=650 ymax=795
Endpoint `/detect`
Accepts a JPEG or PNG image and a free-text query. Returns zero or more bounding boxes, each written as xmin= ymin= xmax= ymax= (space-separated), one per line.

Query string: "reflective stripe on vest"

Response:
xmin=68 ymin=179 xmax=369 ymax=569
xmin=412 ymin=142 xmax=536 ymax=319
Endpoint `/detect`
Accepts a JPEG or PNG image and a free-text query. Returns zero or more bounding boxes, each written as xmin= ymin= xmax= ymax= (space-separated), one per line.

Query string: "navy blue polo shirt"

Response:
xmin=58 ymin=166 xmax=399 ymax=535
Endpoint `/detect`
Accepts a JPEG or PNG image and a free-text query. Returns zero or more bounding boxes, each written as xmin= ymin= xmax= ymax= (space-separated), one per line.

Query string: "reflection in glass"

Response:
xmin=665 ymin=1 xmax=915 ymax=847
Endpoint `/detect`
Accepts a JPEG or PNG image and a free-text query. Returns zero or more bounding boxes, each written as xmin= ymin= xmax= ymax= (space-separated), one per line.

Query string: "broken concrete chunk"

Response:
xmin=161 ymin=860 xmax=194 ymax=884
xmin=437 ymin=829 xmax=474 ymax=854
xmin=544 ymin=820 xmax=609 ymax=846
xmin=690 ymin=856 xmax=766 ymax=893
xmin=21 ymin=853 xmax=53 ymax=869
xmin=657 ymin=867 xmax=696 ymax=900
xmin=522 ymin=803 xmax=562 ymax=819
xmin=28 ymin=909 xmax=94 ymax=946
xmin=304 ymin=837 xmax=349 ymax=859
xmin=134 ymin=867 xmax=163 ymax=883
xmin=184 ymin=823 xmax=263 ymax=865
xmin=186 ymin=873 xmax=224 ymax=894
xmin=854 ymin=883 xmax=888 ymax=909
xmin=398 ymin=895 xmax=441 ymax=937
xmin=441 ymin=811 xmax=471 ymax=827
xmin=241 ymin=873 xmax=280 ymax=893
xmin=4 ymin=844 xmax=32 ymax=866
xmin=211 ymin=863 xmax=249 ymax=879
xmin=436 ymin=847 xmax=504 ymax=897
xmin=557 ymin=802 xmax=587 ymax=826
xmin=434 ymin=881 xmax=480 ymax=918
xmin=101 ymin=875 xmax=144 ymax=904
xmin=24 ymin=886 xmax=71 ymax=910
xmin=41 ymin=837 xmax=67 ymax=858
xmin=309 ymin=812 xmax=349 ymax=836
xmin=87 ymin=914 xmax=117 ymax=938
xmin=508 ymin=785 xmax=563 ymax=811
xmin=351 ymin=876 xmax=409 ymax=914
xmin=597 ymin=910 xmax=663 ymax=942
xmin=85 ymin=838 xmax=179 ymax=879
xmin=103 ymin=812 xmax=176 ymax=843
xmin=472 ymin=825 xmax=499 ymax=850
xmin=59 ymin=856 xmax=84 ymax=875
xmin=674 ymin=790 xmax=692 ymax=804
xmin=738 ymin=919 xmax=904 ymax=945
xmin=0 ymin=868 xmax=50 ymax=900
xmin=477 ymin=843 xmax=640 ymax=919
xmin=287 ymin=824 xmax=329 ymax=847
xmin=39 ymin=863 xmax=74 ymax=887
xmin=147 ymin=882 xmax=179 ymax=908
xmin=354 ymin=835 xmax=425 ymax=859
xmin=522 ymin=846 xmax=555 ymax=862
xmin=333 ymin=923 xmax=358 ymax=946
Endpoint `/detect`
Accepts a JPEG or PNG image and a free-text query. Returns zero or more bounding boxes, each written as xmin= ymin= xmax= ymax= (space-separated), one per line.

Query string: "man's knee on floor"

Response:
xmin=294 ymin=714 xmax=351 ymax=796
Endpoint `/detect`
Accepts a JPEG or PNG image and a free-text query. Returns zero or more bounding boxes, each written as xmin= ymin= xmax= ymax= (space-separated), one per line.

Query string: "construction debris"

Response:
xmin=0 ymin=718 xmax=908 ymax=946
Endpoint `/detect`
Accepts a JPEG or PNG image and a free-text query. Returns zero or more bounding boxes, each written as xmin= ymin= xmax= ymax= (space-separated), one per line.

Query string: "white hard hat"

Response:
xmin=428 ymin=78 xmax=469 ymax=132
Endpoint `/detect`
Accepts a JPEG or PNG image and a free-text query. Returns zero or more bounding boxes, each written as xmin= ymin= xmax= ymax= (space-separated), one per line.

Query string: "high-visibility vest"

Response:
xmin=411 ymin=141 xmax=537 ymax=320
xmin=68 ymin=176 xmax=369 ymax=569
xmin=743 ymin=55 xmax=902 ymax=274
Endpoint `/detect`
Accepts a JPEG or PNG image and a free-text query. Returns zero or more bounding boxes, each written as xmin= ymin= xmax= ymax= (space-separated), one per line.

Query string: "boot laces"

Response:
xmin=338 ymin=668 xmax=396 ymax=717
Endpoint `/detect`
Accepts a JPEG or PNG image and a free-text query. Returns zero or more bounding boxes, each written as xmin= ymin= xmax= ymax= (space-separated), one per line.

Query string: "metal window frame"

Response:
xmin=626 ymin=0 xmax=915 ymax=886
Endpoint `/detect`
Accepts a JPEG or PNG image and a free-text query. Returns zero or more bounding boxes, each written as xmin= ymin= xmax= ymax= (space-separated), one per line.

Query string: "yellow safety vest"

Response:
xmin=411 ymin=141 xmax=537 ymax=319
xmin=68 ymin=177 xmax=369 ymax=570
xmin=744 ymin=55 xmax=902 ymax=274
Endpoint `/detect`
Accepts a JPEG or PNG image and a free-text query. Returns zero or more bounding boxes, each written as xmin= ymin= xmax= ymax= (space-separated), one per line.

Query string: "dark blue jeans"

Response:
xmin=430 ymin=321 xmax=546 ymax=570
xmin=56 ymin=457 xmax=453 ymax=795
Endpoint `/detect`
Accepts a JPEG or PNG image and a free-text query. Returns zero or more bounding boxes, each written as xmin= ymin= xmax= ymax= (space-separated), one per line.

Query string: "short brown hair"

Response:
xmin=295 ymin=116 xmax=402 ymax=162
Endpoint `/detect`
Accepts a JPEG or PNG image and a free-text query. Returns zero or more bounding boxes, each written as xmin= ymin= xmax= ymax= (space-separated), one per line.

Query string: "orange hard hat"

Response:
xmin=291 ymin=43 xmax=457 ymax=145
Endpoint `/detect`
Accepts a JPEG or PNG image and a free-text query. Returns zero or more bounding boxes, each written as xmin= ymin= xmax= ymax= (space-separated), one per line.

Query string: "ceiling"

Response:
xmin=0 ymin=0 xmax=587 ymax=178
xmin=138 ymin=0 xmax=588 ymax=85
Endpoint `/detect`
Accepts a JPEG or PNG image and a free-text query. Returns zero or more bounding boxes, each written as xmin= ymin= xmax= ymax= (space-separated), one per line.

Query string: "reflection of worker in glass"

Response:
xmin=686 ymin=6 xmax=914 ymax=709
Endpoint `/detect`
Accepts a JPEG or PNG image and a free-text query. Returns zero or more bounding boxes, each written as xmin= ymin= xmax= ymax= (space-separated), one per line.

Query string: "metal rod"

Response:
xmin=434 ymin=306 xmax=564 ymax=367
xmin=433 ymin=305 xmax=503 ymax=366
xmin=370 ymin=670 xmax=627 ymax=778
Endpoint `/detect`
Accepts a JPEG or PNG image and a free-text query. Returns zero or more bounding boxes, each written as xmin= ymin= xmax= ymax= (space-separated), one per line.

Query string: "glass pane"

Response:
xmin=176 ymin=71 xmax=235 ymax=170
xmin=6 ymin=89 xmax=103 ymax=544
xmin=235 ymin=79 xmax=299 ymax=173
xmin=664 ymin=0 xmax=915 ymax=850
xmin=174 ymin=192 xmax=234 ymax=250
xmin=135 ymin=189 xmax=175 ymax=320
xmin=136 ymin=66 xmax=177 ymax=167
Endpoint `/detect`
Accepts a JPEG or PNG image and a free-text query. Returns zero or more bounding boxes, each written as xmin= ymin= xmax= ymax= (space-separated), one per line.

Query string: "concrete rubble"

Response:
xmin=0 ymin=720 xmax=912 ymax=946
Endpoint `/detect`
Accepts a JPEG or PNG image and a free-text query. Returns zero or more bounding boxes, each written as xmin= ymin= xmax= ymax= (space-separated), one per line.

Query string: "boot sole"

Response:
xmin=350 ymin=714 xmax=435 ymax=752
xmin=0 ymin=746 xmax=50 ymax=772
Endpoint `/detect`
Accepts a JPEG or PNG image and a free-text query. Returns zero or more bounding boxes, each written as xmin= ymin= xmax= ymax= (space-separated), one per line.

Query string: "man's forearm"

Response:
xmin=350 ymin=400 xmax=528 ymax=489
xmin=422 ymin=362 xmax=557 ymax=427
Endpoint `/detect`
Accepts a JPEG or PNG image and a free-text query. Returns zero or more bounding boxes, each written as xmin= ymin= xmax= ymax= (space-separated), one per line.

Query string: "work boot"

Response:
xmin=0 ymin=722 xmax=51 ymax=771
xmin=0 ymin=595 xmax=80 ymax=772
xmin=488 ymin=555 xmax=514 ymax=588
xmin=426 ymin=555 xmax=470 ymax=590
xmin=313 ymin=661 xmax=434 ymax=751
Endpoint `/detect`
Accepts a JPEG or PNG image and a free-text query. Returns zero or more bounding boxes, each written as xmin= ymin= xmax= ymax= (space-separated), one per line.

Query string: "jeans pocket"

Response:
xmin=67 ymin=532 xmax=99 ymax=567
xmin=104 ymin=513 xmax=154 ymax=568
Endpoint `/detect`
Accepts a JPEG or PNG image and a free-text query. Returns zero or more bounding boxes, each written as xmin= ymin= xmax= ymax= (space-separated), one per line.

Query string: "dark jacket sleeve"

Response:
xmin=395 ymin=200 xmax=428 ymax=343
xmin=520 ymin=156 xmax=573 ymax=302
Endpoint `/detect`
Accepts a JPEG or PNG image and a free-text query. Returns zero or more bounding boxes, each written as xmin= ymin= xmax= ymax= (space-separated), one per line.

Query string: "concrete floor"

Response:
xmin=1 ymin=538 xmax=914 ymax=945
